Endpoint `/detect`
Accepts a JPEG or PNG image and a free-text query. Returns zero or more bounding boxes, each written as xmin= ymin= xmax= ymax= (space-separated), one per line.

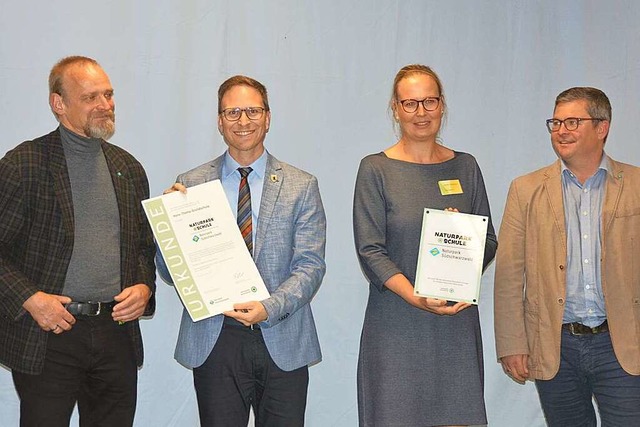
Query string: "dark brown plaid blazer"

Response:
xmin=0 ymin=128 xmax=156 ymax=374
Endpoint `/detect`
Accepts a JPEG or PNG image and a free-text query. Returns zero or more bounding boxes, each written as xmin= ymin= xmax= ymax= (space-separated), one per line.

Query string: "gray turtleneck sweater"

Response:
xmin=59 ymin=125 xmax=121 ymax=302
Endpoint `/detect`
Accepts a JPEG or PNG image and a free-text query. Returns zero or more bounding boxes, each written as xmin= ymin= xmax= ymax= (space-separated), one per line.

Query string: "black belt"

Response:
xmin=223 ymin=316 xmax=260 ymax=330
xmin=562 ymin=320 xmax=608 ymax=335
xmin=66 ymin=301 xmax=116 ymax=316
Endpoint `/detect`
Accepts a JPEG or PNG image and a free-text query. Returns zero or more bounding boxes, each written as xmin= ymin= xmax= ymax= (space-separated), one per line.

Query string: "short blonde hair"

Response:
xmin=49 ymin=55 xmax=100 ymax=97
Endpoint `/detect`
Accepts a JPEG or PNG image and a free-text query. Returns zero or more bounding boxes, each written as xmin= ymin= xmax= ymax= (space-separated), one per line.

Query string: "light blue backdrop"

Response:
xmin=2 ymin=1 xmax=640 ymax=426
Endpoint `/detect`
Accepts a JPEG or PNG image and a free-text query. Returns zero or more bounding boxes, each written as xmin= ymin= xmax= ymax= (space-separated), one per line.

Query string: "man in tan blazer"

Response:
xmin=494 ymin=87 xmax=640 ymax=426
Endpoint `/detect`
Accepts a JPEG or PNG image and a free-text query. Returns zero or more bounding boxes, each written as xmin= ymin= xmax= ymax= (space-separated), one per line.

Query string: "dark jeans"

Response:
xmin=12 ymin=315 xmax=137 ymax=427
xmin=193 ymin=323 xmax=309 ymax=427
xmin=535 ymin=329 xmax=640 ymax=427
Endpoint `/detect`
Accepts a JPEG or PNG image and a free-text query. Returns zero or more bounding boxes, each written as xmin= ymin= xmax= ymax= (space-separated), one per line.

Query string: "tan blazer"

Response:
xmin=494 ymin=156 xmax=640 ymax=380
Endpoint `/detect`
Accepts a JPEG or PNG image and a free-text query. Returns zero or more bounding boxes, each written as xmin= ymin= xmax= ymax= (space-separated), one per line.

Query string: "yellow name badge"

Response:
xmin=438 ymin=179 xmax=463 ymax=195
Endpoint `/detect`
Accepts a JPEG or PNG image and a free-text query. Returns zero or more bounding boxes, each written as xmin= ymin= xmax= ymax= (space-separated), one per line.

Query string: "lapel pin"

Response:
xmin=116 ymin=171 xmax=123 ymax=177
xmin=270 ymin=174 xmax=279 ymax=183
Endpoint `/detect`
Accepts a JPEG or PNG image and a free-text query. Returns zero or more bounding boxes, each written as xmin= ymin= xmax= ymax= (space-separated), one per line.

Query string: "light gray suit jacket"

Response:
xmin=158 ymin=152 xmax=326 ymax=371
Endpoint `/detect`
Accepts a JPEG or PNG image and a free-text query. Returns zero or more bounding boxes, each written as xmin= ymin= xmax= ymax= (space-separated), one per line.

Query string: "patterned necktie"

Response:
xmin=237 ymin=167 xmax=253 ymax=255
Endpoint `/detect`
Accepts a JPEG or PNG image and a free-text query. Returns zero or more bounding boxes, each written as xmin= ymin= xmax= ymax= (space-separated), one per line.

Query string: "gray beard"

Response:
xmin=85 ymin=118 xmax=115 ymax=140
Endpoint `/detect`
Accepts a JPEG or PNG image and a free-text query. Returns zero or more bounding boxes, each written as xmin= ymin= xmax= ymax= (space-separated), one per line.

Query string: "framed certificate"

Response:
xmin=142 ymin=180 xmax=270 ymax=321
xmin=414 ymin=209 xmax=488 ymax=304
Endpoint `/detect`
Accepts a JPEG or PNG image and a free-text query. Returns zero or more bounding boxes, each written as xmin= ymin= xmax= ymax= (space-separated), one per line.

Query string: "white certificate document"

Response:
xmin=414 ymin=209 xmax=488 ymax=304
xmin=142 ymin=180 xmax=270 ymax=321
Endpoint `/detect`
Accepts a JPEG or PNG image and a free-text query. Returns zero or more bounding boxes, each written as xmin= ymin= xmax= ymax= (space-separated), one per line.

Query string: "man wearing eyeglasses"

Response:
xmin=158 ymin=75 xmax=326 ymax=426
xmin=494 ymin=87 xmax=640 ymax=425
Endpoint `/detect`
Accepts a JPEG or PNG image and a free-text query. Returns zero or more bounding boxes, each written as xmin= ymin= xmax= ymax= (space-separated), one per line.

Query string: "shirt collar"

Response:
xmin=561 ymin=152 xmax=610 ymax=179
xmin=221 ymin=150 xmax=268 ymax=180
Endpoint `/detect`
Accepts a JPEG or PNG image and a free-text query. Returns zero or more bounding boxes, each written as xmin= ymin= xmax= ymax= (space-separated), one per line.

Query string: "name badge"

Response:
xmin=438 ymin=179 xmax=463 ymax=195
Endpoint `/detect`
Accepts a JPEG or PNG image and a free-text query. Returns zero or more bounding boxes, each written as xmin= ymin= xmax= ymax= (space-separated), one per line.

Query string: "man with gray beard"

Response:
xmin=0 ymin=56 xmax=156 ymax=426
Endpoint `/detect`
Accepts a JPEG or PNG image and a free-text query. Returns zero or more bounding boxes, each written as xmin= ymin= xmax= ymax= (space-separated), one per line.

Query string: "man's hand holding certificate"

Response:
xmin=142 ymin=180 xmax=269 ymax=321
xmin=414 ymin=209 xmax=488 ymax=304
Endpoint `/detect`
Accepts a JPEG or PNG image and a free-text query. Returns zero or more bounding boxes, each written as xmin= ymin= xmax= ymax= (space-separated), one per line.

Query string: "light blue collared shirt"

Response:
xmin=220 ymin=150 xmax=268 ymax=249
xmin=561 ymin=154 xmax=608 ymax=327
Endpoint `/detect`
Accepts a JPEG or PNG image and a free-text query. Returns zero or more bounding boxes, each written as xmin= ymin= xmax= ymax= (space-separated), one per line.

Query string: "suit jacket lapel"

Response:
xmin=255 ymin=154 xmax=283 ymax=261
xmin=48 ymin=130 xmax=75 ymax=241
xmin=543 ymin=161 xmax=566 ymax=236
xmin=603 ymin=156 xmax=623 ymax=234
xmin=209 ymin=156 xmax=223 ymax=181
xmin=101 ymin=142 xmax=131 ymax=237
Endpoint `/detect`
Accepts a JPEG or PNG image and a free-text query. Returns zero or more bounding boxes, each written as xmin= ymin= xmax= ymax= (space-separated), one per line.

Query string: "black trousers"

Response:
xmin=12 ymin=315 xmax=138 ymax=427
xmin=193 ymin=322 xmax=309 ymax=427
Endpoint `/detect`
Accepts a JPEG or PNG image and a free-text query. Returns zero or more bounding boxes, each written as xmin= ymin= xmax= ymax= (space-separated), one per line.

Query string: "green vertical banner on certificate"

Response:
xmin=143 ymin=198 xmax=210 ymax=321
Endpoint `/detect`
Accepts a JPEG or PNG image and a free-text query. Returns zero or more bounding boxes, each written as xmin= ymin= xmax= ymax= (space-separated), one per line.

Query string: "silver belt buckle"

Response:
xmin=86 ymin=301 xmax=102 ymax=316
xmin=568 ymin=323 xmax=580 ymax=335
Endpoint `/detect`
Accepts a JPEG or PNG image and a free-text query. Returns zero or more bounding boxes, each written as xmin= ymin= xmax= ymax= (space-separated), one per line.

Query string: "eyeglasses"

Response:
xmin=397 ymin=97 xmax=440 ymax=113
xmin=545 ymin=117 xmax=603 ymax=133
xmin=220 ymin=107 xmax=265 ymax=121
